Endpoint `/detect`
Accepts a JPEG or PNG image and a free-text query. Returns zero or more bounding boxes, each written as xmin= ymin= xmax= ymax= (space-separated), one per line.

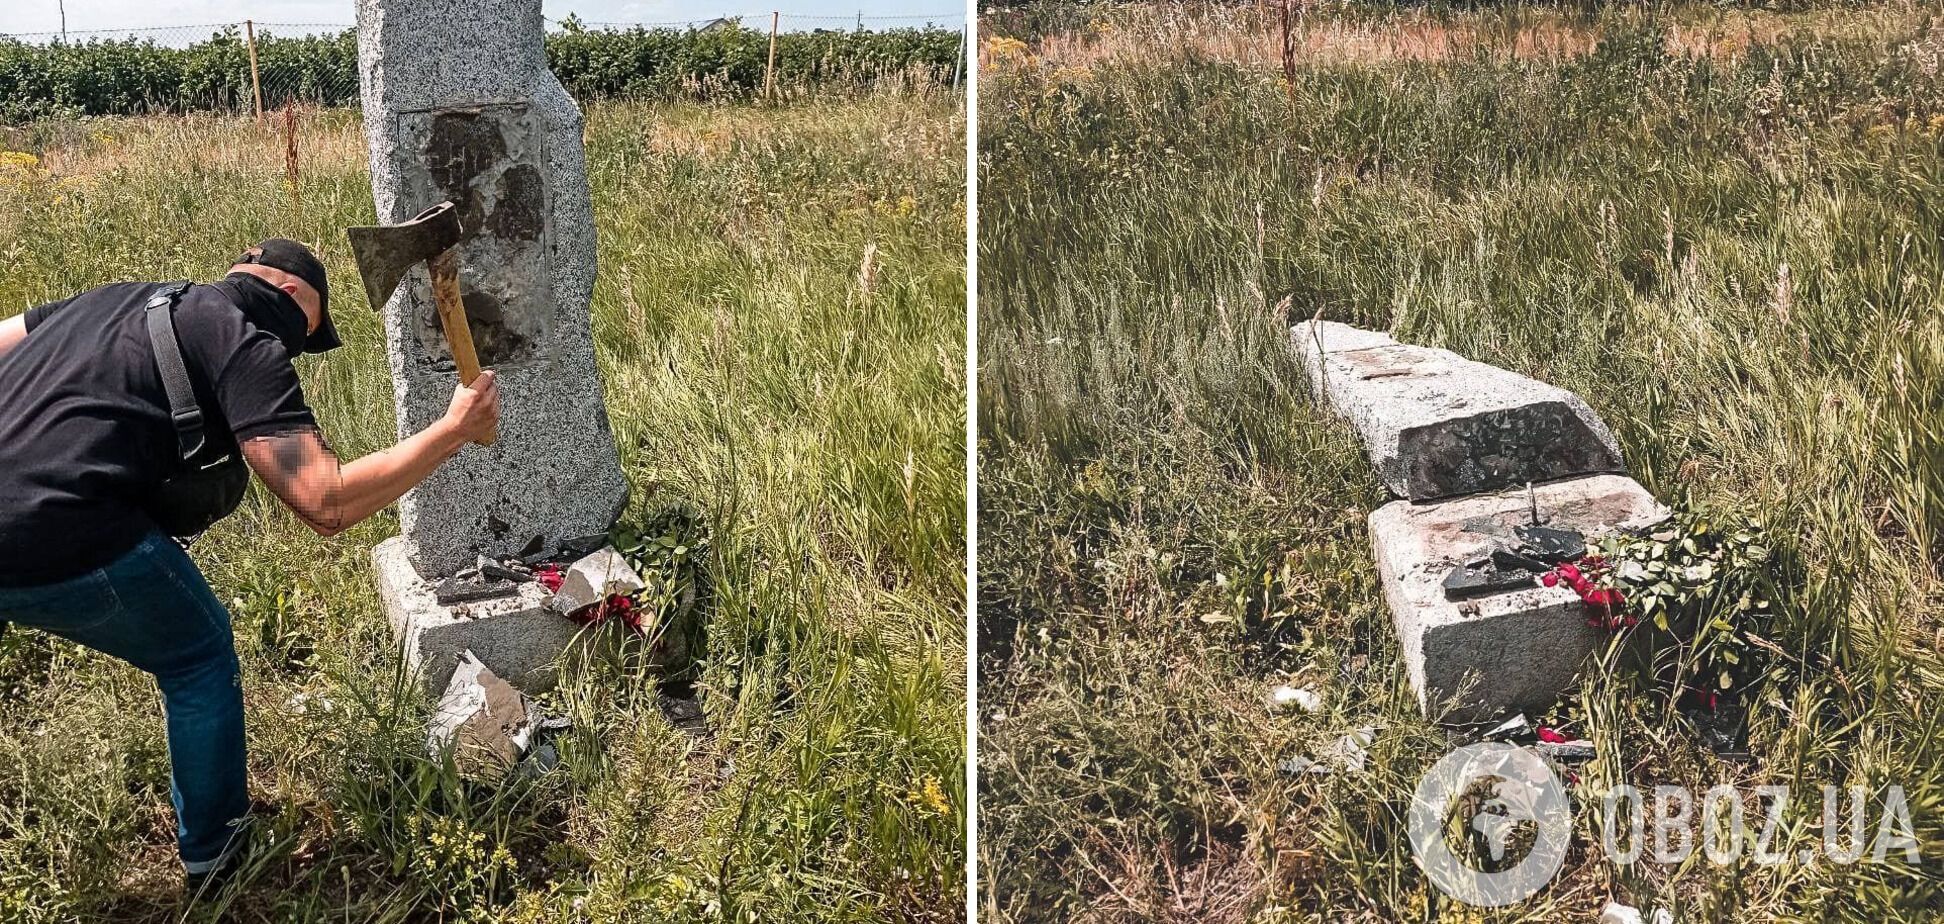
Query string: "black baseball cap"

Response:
xmin=236 ymin=238 xmax=339 ymax=354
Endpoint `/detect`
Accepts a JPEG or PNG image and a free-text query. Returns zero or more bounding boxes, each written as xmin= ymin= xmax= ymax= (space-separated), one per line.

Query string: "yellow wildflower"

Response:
xmin=906 ymin=774 xmax=952 ymax=817
xmin=985 ymin=36 xmax=1036 ymax=70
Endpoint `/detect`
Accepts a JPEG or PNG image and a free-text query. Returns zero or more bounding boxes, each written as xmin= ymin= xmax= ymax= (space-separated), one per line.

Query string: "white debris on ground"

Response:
xmin=1482 ymin=713 xmax=1531 ymax=741
xmin=1600 ymin=901 xmax=1674 ymax=924
xmin=427 ymin=651 xmax=536 ymax=776
xmin=1269 ymin=684 xmax=1323 ymax=713
xmin=286 ymin=691 xmax=335 ymax=715
xmin=546 ymin=546 xmax=646 ymax=615
xmin=1280 ymin=725 xmax=1379 ymax=775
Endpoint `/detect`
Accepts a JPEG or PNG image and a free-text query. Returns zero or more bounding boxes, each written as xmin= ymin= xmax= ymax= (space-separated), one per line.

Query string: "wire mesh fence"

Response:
xmin=0 ymin=12 xmax=967 ymax=121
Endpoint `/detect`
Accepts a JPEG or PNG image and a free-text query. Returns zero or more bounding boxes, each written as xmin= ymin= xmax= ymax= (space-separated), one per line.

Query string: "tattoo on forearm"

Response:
xmin=243 ymin=427 xmax=346 ymax=534
xmin=271 ymin=434 xmax=308 ymax=474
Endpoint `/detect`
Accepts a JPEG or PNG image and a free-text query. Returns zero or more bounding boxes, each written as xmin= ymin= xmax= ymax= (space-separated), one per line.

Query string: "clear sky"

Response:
xmin=1 ymin=0 xmax=962 ymax=36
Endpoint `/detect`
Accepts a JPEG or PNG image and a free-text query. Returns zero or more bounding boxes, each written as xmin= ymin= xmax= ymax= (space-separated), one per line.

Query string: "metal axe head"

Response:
xmin=345 ymin=201 xmax=463 ymax=310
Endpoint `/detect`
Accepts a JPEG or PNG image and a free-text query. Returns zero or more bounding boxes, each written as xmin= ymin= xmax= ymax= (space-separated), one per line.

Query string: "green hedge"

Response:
xmin=0 ymin=22 xmax=963 ymax=121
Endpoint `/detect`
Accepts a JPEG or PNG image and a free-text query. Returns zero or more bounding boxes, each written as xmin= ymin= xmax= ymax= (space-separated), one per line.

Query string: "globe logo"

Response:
xmin=1407 ymin=742 xmax=1573 ymax=907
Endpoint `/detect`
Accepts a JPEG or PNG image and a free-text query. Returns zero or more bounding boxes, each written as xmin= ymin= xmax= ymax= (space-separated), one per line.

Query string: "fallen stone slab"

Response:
xmin=376 ymin=537 xmax=603 ymax=697
xmin=426 ymin=651 xmax=534 ymax=775
xmin=1293 ymin=321 xmax=1624 ymax=500
xmin=1369 ymin=474 xmax=1667 ymax=721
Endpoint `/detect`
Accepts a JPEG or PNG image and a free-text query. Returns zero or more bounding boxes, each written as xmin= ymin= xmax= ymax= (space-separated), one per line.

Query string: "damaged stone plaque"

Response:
xmin=393 ymin=103 xmax=552 ymax=370
xmin=358 ymin=0 xmax=627 ymax=580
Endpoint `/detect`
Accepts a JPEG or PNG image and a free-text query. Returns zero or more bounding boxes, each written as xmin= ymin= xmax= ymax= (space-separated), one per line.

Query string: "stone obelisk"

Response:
xmin=356 ymin=0 xmax=627 ymax=579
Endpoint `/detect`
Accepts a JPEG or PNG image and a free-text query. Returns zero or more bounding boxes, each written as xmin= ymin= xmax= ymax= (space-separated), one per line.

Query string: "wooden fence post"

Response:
xmin=764 ymin=12 xmax=780 ymax=102
xmin=952 ymin=23 xmax=965 ymax=89
xmin=1279 ymin=0 xmax=1295 ymax=106
xmin=245 ymin=19 xmax=265 ymax=123
xmin=282 ymin=101 xmax=301 ymax=215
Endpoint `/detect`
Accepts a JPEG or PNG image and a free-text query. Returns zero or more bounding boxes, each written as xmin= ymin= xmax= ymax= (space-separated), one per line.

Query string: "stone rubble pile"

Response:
xmin=375 ymin=538 xmax=643 ymax=697
xmin=426 ymin=650 xmax=572 ymax=778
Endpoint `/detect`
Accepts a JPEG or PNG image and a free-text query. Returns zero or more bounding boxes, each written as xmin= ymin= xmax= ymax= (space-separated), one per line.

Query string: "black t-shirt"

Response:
xmin=0 ymin=274 xmax=318 ymax=587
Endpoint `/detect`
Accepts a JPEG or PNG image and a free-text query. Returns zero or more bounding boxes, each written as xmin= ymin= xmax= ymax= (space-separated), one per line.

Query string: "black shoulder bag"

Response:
xmin=144 ymin=282 xmax=249 ymax=541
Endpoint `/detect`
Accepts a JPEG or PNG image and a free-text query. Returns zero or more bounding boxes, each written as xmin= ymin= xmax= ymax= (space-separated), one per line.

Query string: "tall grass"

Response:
xmin=0 ymin=86 xmax=964 ymax=922
xmin=981 ymin=4 xmax=1944 ymax=921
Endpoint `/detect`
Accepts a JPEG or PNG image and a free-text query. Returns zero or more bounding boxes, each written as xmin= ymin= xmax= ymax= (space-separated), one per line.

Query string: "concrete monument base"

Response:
xmin=1370 ymin=474 xmax=1668 ymax=721
xmin=374 ymin=537 xmax=596 ymax=697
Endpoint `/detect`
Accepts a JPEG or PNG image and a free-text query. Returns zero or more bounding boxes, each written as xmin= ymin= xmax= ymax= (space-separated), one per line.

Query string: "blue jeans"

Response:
xmin=0 ymin=532 xmax=248 ymax=872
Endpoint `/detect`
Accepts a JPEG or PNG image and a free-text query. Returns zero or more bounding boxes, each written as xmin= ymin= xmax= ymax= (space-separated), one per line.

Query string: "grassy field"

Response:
xmin=0 ymin=88 xmax=964 ymax=922
xmin=980 ymin=3 xmax=1944 ymax=921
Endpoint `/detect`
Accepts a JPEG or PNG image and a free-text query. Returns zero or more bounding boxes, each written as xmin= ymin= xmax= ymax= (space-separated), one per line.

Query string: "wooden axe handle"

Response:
xmin=428 ymin=249 xmax=493 ymax=446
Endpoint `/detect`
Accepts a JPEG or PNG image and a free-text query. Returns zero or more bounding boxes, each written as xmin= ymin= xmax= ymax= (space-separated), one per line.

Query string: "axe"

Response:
xmin=346 ymin=201 xmax=493 ymax=445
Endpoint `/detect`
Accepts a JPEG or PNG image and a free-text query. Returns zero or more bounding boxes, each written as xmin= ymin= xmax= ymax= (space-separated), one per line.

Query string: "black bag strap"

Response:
xmin=142 ymin=281 xmax=201 ymax=461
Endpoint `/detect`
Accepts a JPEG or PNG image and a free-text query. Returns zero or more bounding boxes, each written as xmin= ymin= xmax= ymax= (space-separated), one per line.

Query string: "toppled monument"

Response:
xmin=357 ymin=0 xmax=628 ymax=694
xmin=1294 ymin=321 xmax=1665 ymax=720
xmin=1294 ymin=321 xmax=1622 ymax=501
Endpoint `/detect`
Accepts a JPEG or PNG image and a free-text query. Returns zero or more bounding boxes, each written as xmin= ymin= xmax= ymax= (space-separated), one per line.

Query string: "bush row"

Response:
xmin=0 ymin=22 xmax=964 ymax=121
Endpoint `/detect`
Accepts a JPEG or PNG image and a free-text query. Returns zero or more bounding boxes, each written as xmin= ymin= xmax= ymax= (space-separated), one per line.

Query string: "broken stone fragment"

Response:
xmin=1441 ymin=556 xmax=1539 ymax=600
xmin=1535 ymin=738 xmax=1597 ymax=763
xmin=426 ymin=651 xmax=534 ymax=776
xmin=1490 ymin=546 xmax=1550 ymax=573
xmin=546 ymin=546 xmax=645 ymax=615
xmin=434 ymin=576 xmax=521 ymax=606
xmin=1514 ymin=524 xmax=1587 ymax=563
xmin=520 ymin=549 xmax=558 ymax=568
xmin=658 ymin=687 xmax=709 ymax=737
xmin=1480 ymin=713 xmax=1531 ymax=741
xmin=477 ymin=555 xmax=534 ymax=584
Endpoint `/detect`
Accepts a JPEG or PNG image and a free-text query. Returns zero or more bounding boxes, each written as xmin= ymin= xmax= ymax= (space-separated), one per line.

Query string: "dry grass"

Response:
xmin=991 ymin=2 xmax=1938 ymax=71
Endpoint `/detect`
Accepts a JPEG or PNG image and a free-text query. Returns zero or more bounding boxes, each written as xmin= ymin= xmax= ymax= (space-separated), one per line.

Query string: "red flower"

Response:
xmin=534 ymin=564 xmax=565 ymax=593
xmin=1544 ymin=557 xmax=1628 ymax=632
xmin=1537 ymin=727 xmax=1569 ymax=743
xmin=559 ymin=591 xmax=648 ymax=636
